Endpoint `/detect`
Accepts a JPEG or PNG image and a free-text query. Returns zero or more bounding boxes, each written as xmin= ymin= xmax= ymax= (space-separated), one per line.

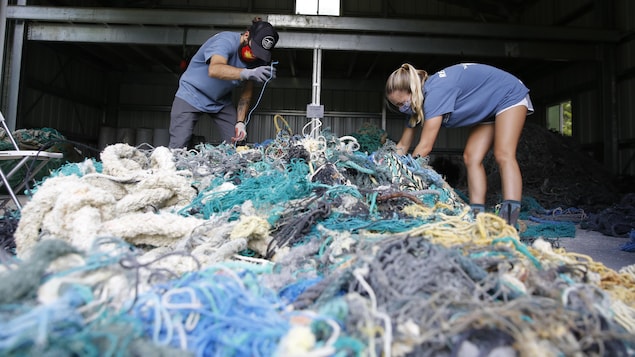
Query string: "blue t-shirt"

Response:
xmin=175 ymin=32 xmax=247 ymax=112
xmin=423 ymin=63 xmax=530 ymax=128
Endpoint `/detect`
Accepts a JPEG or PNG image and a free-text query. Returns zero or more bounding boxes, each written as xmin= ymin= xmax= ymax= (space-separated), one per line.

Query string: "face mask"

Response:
xmin=399 ymin=100 xmax=414 ymax=115
xmin=239 ymin=44 xmax=257 ymax=63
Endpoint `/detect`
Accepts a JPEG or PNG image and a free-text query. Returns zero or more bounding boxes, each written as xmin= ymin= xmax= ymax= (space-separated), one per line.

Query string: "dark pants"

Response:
xmin=168 ymin=96 xmax=236 ymax=148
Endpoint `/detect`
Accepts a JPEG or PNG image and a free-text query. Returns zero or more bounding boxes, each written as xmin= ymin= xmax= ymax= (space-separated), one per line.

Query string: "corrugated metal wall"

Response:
xmin=525 ymin=0 xmax=598 ymax=27
xmin=522 ymin=0 xmax=635 ymax=175
xmin=616 ymin=0 xmax=635 ymax=175
xmin=19 ymin=42 xmax=105 ymax=143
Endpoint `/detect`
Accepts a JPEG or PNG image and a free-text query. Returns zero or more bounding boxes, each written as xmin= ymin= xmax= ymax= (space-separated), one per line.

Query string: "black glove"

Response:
xmin=239 ymin=65 xmax=276 ymax=82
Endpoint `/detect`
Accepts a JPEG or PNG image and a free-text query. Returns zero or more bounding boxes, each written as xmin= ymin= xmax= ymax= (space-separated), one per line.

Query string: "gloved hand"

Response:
xmin=239 ymin=65 xmax=276 ymax=82
xmin=232 ymin=122 xmax=247 ymax=142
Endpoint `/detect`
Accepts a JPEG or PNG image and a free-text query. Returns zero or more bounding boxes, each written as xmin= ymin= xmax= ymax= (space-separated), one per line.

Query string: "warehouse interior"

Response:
xmin=1 ymin=0 xmax=635 ymax=356
xmin=2 ymin=0 xmax=633 ymax=174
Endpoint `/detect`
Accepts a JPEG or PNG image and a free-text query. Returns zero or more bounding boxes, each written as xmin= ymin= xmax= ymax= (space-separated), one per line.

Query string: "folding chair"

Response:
xmin=0 ymin=111 xmax=63 ymax=210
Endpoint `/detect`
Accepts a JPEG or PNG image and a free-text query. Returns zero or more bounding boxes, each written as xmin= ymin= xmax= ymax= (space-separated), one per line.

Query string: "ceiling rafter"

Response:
xmin=6 ymin=6 xmax=619 ymax=43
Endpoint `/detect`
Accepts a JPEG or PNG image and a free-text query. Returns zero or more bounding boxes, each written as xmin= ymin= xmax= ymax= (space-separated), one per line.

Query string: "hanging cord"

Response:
xmin=244 ymin=61 xmax=279 ymax=126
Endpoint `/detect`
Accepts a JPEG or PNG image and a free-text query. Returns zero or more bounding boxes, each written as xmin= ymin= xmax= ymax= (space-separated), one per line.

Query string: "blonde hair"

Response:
xmin=385 ymin=63 xmax=428 ymax=127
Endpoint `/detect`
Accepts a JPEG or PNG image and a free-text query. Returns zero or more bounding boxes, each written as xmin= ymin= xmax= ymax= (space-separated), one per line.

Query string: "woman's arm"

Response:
xmin=412 ymin=115 xmax=442 ymax=157
xmin=396 ymin=126 xmax=416 ymax=155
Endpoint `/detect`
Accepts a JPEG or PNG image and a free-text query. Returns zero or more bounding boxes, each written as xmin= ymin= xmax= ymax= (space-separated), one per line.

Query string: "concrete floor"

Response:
xmin=557 ymin=226 xmax=635 ymax=272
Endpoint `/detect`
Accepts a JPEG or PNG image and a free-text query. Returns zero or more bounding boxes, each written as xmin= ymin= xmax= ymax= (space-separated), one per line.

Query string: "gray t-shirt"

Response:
xmin=176 ymin=32 xmax=247 ymax=113
xmin=423 ymin=63 xmax=531 ymax=127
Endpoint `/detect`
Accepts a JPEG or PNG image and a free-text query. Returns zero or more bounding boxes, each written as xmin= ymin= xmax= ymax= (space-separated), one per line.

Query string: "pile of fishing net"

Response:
xmin=1 ymin=126 xmax=634 ymax=356
xmin=579 ymin=193 xmax=635 ymax=237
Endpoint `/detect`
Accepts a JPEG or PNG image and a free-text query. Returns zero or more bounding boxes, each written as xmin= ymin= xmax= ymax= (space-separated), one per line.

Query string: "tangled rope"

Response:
xmin=1 ymin=124 xmax=634 ymax=356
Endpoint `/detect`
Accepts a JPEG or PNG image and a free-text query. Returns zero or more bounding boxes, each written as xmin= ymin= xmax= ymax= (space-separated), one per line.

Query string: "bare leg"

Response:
xmin=493 ymin=105 xmax=527 ymax=226
xmin=493 ymin=106 xmax=527 ymax=201
xmin=463 ymin=124 xmax=494 ymax=205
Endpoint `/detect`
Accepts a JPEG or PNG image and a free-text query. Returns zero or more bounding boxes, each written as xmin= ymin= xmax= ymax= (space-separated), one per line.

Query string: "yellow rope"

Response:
xmin=274 ymin=114 xmax=292 ymax=135
xmin=402 ymin=207 xmax=518 ymax=247
xmin=402 ymin=201 xmax=635 ymax=335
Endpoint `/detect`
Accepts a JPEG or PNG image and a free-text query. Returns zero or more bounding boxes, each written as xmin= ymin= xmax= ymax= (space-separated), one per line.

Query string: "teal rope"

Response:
xmin=492 ymin=237 xmax=542 ymax=269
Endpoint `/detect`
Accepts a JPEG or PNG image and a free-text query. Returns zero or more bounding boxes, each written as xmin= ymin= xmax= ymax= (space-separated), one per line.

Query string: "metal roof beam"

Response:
xmin=7 ymin=5 xmax=619 ymax=43
xmin=27 ymin=23 xmax=599 ymax=61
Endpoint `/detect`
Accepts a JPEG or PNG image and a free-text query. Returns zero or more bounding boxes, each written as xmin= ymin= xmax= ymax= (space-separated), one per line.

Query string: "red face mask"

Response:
xmin=239 ymin=44 xmax=257 ymax=63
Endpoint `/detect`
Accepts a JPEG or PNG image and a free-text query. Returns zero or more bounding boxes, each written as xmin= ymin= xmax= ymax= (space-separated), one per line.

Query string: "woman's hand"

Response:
xmin=412 ymin=144 xmax=430 ymax=158
xmin=396 ymin=126 xmax=415 ymax=156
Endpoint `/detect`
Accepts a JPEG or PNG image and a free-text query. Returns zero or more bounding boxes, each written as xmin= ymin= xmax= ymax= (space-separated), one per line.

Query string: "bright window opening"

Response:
xmin=547 ymin=100 xmax=572 ymax=136
xmin=296 ymin=0 xmax=341 ymax=16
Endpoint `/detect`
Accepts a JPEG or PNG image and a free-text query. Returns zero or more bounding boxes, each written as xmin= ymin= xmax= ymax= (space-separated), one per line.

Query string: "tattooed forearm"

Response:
xmin=238 ymin=98 xmax=250 ymax=109
xmin=237 ymin=98 xmax=250 ymax=118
